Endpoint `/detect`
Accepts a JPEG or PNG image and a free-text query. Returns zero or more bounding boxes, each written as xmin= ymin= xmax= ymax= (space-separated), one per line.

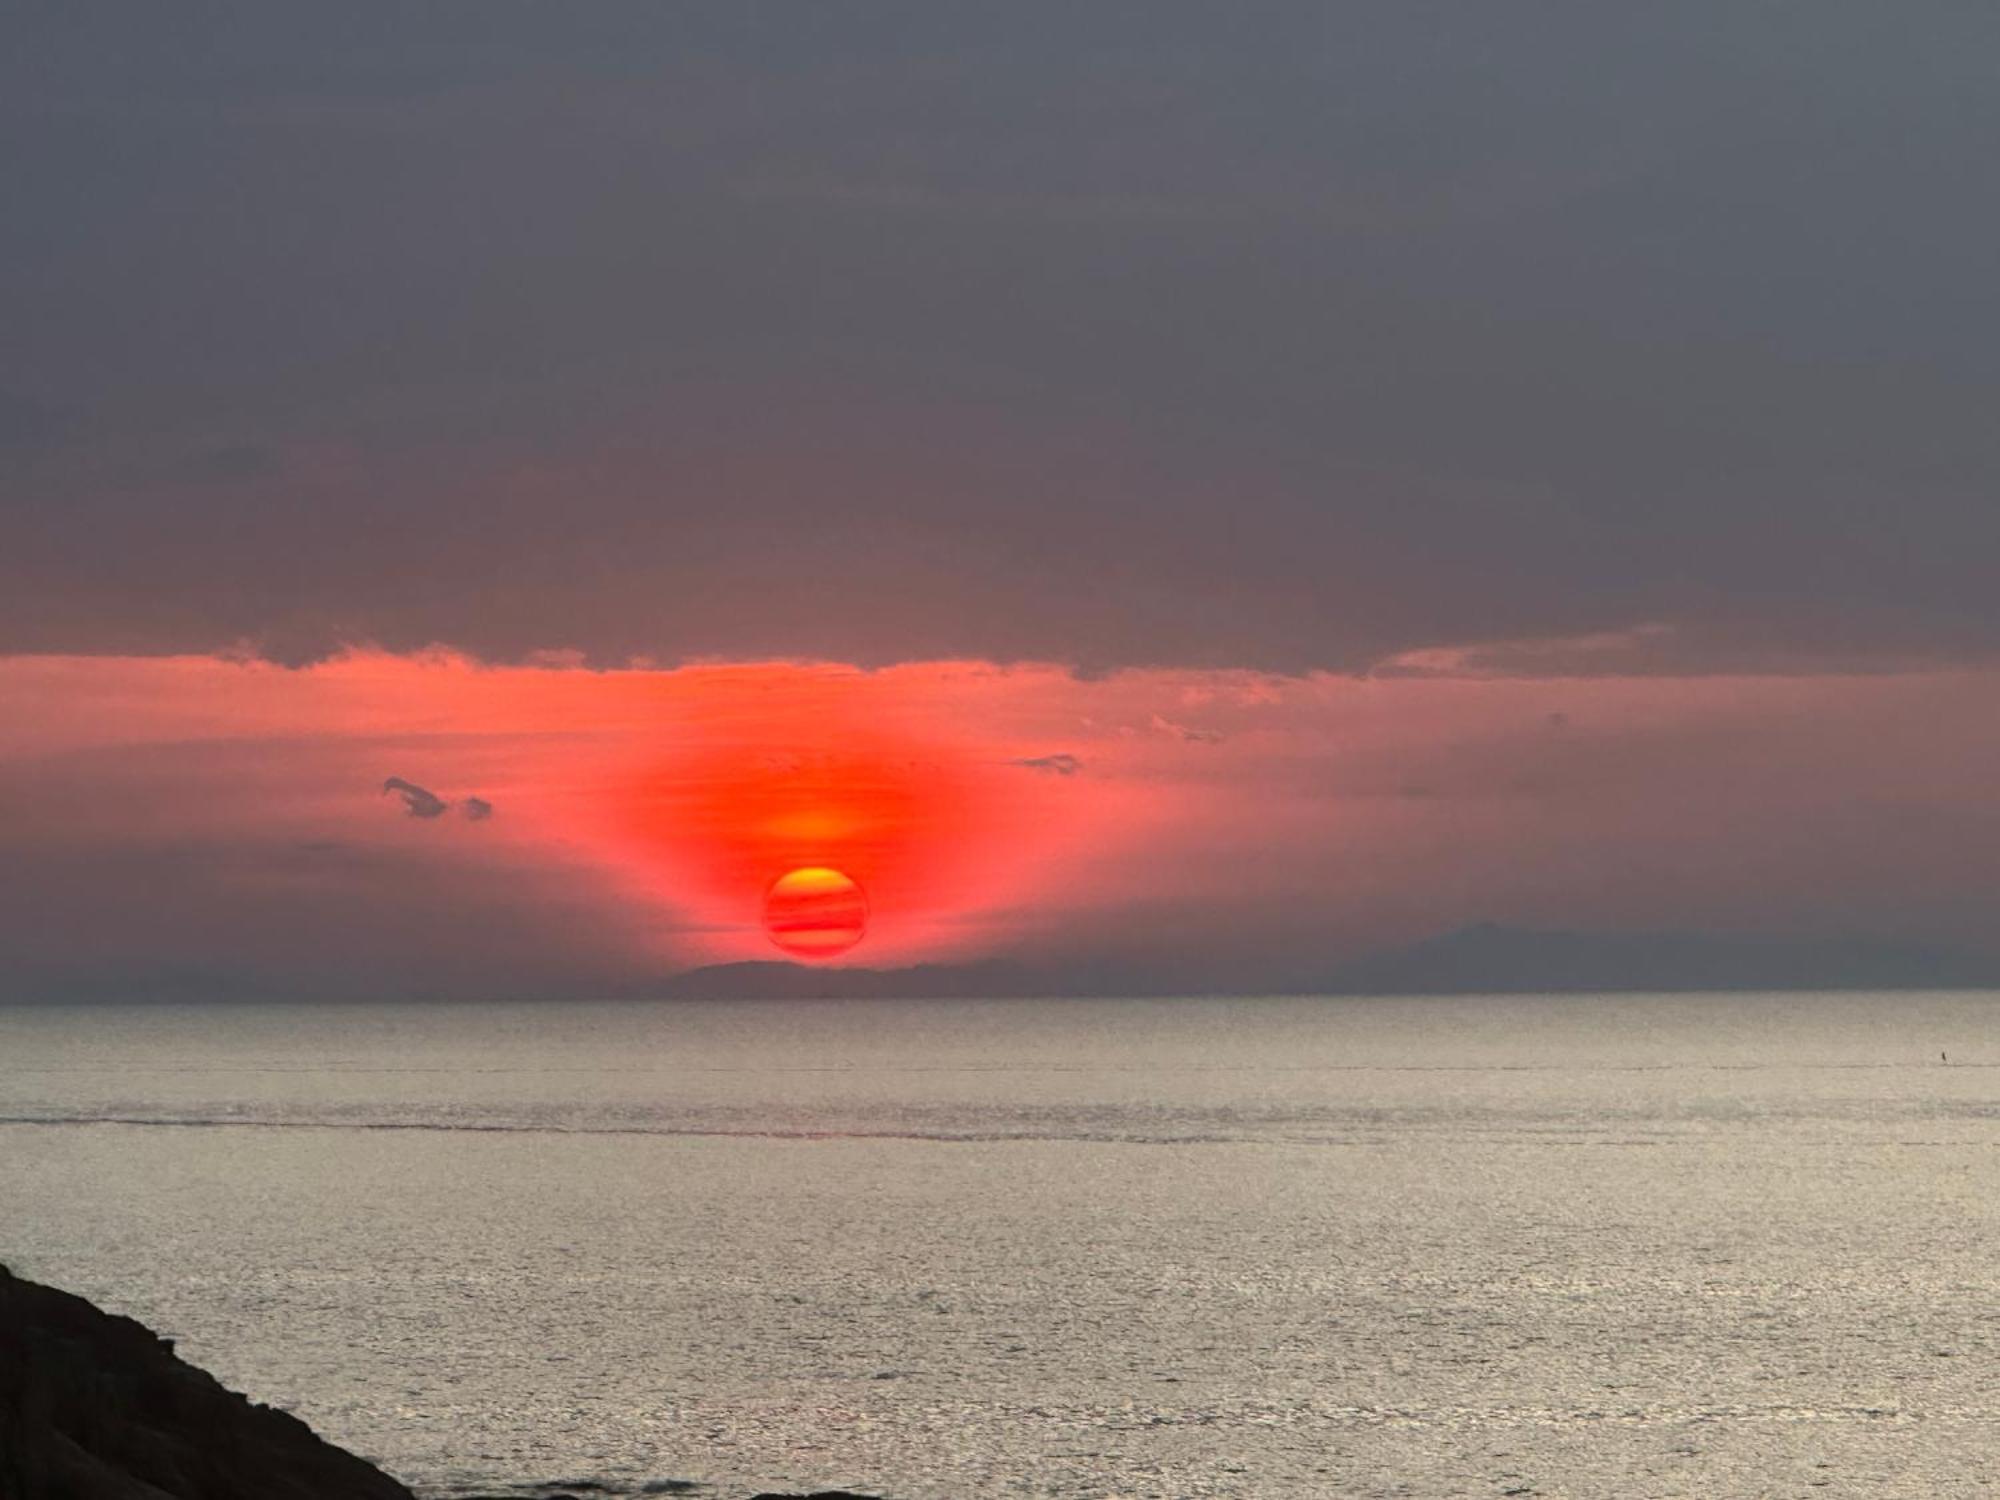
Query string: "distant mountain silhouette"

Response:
xmin=663 ymin=926 xmax=2000 ymax=999
xmin=1315 ymin=922 xmax=2000 ymax=995
xmin=660 ymin=958 xmax=1057 ymax=1000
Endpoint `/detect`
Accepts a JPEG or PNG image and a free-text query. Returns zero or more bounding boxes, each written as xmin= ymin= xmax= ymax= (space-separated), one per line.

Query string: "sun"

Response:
xmin=762 ymin=866 xmax=869 ymax=960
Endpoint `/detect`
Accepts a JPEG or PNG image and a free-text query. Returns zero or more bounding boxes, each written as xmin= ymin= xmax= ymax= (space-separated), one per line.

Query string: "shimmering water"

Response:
xmin=4 ymin=993 xmax=1999 ymax=1498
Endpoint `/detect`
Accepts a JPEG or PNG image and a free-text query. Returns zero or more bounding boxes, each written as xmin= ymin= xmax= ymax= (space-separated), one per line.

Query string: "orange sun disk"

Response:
xmin=763 ymin=865 xmax=869 ymax=960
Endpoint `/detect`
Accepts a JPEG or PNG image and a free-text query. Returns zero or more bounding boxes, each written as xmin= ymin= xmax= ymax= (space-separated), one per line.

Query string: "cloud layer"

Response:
xmin=6 ymin=6 xmax=2000 ymax=672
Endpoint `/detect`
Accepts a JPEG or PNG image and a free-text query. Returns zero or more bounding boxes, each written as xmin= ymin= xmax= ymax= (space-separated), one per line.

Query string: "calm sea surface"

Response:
xmin=4 ymin=993 xmax=1999 ymax=1498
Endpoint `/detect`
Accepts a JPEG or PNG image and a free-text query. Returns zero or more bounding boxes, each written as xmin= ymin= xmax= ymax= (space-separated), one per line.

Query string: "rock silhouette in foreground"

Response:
xmin=0 ymin=1262 xmax=414 ymax=1500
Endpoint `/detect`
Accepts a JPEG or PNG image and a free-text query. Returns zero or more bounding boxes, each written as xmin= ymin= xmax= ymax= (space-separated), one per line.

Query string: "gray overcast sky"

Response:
xmin=6 ymin=3 xmax=1999 ymax=671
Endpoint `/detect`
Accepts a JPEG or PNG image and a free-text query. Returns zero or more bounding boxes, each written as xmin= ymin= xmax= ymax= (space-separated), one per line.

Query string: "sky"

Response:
xmin=5 ymin=5 xmax=1999 ymax=995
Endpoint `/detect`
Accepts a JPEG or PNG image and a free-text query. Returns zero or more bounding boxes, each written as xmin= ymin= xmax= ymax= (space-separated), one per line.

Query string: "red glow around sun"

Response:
xmin=613 ymin=718 xmax=1013 ymax=963
xmin=590 ymin=664 xmax=1128 ymax=967
xmin=763 ymin=865 xmax=868 ymax=958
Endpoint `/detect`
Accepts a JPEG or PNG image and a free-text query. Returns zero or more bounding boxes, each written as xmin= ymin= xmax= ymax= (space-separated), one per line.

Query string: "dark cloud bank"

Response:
xmin=7 ymin=4 xmax=2000 ymax=674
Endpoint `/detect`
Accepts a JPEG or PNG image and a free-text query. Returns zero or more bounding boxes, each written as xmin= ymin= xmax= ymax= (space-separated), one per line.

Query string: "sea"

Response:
xmin=4 ymin=992 xmax=1998 ymax=1499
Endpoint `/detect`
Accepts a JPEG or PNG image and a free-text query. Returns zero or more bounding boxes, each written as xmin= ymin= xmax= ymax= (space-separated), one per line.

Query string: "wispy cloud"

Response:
xmin=1012 ymin=752 xmax=1082 ymax=776
xmin=383 ymin=776 xmax=450 ymax=818
xmin=1149 ymin=714 xmax=1224 ymax=745
xmin=384 ymin=777 xmax=493 ymax=821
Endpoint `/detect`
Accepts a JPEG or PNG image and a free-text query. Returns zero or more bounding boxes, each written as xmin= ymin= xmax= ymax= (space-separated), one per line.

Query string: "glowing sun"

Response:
xmin=763 ymin=865 xmax=869 ymax=960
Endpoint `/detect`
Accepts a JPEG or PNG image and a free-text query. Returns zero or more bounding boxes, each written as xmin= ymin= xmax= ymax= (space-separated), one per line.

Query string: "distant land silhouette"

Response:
xmin=663 ymin=925 xmax=2000 ymax=1000
xmin=1316 ymin=923 xmax=2000 ymax=996
xmin=6 ymin=925 xmax=1995 ymax=1005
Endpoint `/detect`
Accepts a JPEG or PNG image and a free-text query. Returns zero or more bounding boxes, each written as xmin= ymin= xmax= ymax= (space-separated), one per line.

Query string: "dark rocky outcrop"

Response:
xmin=0 ymin=1263 xmax=414 ymax=1500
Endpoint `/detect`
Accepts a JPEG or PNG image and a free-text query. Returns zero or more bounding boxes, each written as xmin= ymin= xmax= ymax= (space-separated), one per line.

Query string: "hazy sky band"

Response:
xmin=5 ymin=649 xmax=1997 ymax=997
